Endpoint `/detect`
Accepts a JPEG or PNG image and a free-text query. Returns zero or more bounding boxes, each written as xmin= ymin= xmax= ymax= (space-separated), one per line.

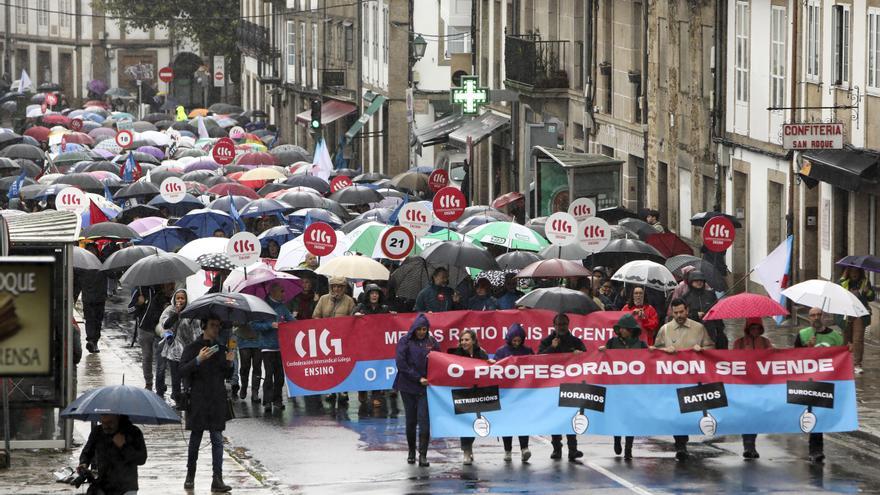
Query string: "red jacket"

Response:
xmin=621 ymin=303 xmax=659 ymax=345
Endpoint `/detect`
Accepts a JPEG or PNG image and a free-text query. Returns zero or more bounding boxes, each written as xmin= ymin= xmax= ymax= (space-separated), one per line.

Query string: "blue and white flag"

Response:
xmin=6 ymin=171 xmax=26 ymax=200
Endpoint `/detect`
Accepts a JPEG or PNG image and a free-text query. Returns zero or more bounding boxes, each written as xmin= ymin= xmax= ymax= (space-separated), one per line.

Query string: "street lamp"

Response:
xmin=412 ymin=34 xmax=427 ymax=62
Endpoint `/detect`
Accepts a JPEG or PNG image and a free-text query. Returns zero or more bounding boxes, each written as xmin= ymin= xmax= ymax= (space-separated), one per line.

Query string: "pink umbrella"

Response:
xmin=89 ymin=127 xmax=117 ymax=140
xmin=137 ymin=146 xmax=165 ymax=160
xmin=235 ymin=152 xmax=277 ymax=167
xmin=92 ymin=148 xmax=115 ymax=159
xmin=228 ymin=266 xmax=303 ymax=302
xmin=128 ymin=216 xmax=168 ymax=236
xmin=703 ymin=293 xmax=789 ymax=321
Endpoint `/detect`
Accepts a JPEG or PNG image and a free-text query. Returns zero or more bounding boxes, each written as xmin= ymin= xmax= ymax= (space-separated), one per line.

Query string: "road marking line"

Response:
xmin=532 ymin=436 xmax=656 ymax=495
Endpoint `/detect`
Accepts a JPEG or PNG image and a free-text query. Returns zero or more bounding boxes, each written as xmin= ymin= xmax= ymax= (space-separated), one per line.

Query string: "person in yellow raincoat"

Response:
xmin=175 ymin=105 xmax=187 ymax=121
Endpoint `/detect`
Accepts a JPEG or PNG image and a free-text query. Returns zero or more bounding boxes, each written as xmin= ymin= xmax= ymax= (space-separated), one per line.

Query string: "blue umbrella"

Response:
xmin=148 ymin=193 xmax=204 ymax=216
xmin=238 ymin=198 xmax=291 ymax=219
xmin=258 ymin=225 xmax=302 ymax=248
xmin=61 ymin=384 xmax=180 ymax=424
xmin=135 ymin=226 xmax=198 ymax=252
xmin=409 ymin=165 xmax=434 ymax=174
xmin=176 ymin=208 xmax=234 ymax=238
xmin=208 ymin=194 xmax=250 ymax=213
xmin=287 ymin=208 xmax=342 ymax=230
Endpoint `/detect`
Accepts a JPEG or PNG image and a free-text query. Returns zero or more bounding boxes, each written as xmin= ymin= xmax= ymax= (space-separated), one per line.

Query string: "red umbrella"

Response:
xmin=646 ymin=232 xmax=693 ymax=258
xmin=235 ymin=152 xmax=277 ymax=167
xmin=516 ymin=259 xmax=591 ymax=278
xmin=24 ymin=126 xmax=51 ymax=143
xmin=41 ymin=114 xmax=71 ymax=126
xmin=703 ymin=293 xmax=789 ymax=321
xmin=492 ymin=191 xmax=524 ymax=209
xmin=185 ymin=181 xmax=208 ymax=195
xmin=206 ymin=182 xmax=260 ymax=199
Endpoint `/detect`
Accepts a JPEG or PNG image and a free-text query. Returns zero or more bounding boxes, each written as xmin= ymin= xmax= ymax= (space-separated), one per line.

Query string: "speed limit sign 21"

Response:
xmin=380 ymin=226 xmax=415 ymax=259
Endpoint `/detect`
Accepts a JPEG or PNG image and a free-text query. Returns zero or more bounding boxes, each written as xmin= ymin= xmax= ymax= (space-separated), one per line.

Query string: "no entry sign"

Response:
xmin=702 ymin=216 xmax=735 ymax=252
xmin=330 ymin=175 xmax=353 ymax=193
xmin=115 ymin=130 xmax=134 ymax=149
xmin=303 ymin=222 xmax=337 ymax=257
xmin=212 ymin=137 xmax=236 ymax=165
xmin=159 ymin=67 xmax=174 ymax=83
xmin=226 ymin=232 xmax=260 ymax=267
xmin=428 ymin=169 xmax=449 ymax=193
xmin=432 ymin=186 xmax=465 ymax=223
xmin=545 ymin=212 xmax=578 ymax=246
xmin=380 ymin=226 xmax=415 ymax=259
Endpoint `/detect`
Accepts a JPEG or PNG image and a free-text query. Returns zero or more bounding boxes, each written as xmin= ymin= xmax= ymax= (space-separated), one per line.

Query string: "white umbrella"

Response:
xmin=316 ymin=255 xmax=390 ymax=281
xmin=177 ymin=237 xmax=229 ymax=261
xmin=611 ymin=260 xmax=678 ymax=292
xmin=275 ymin=232 xmax=352 ymax=271
xmin=782 ymin=279 xmax=869 ymax=317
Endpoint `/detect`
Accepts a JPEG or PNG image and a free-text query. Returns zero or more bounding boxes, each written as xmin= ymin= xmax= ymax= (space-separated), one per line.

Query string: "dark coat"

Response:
xmin=128 ymin=287 xmax=170 ymax=333
xmin=413 ymin=283 xmax=457 ymax=312
xmin=78 ymin=416 xmax=147 ymax=495
xmin=78 ymin=269 xmax=108 ymax=304
xmin=494 ymin=324 xmax=534 ymax=359
xmin=448 ymin=345 xmax=490 ymax=360
xmin=180 ymin=336 xmax=233 ymax=431
xmin=538 ymin=331 xmax=586 ymax=354
xmin=393 ymin=314 xmax=439 ymax=395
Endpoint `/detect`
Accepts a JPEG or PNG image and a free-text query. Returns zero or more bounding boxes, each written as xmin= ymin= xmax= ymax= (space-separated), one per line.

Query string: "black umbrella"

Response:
xmin=0 ymin=133 xmax=23 ymax=149
xmin=690 ymin=211 xmax=743 ymax=228
xmin=588 ymin=238 xmax=666 ymax=268
xmin=460 ymin=206 xmax=511 ymax=222
xmin=120 ymin=252 xmax=200 ymax=287
xmin=1 ymin=143 xmax=44 ymax=161
xmin=0 ymin=175 xmax=35 ymax=193
xmin=53 ymin=173 xmax=105 ymax=193
xmin=340 ymin=217 xmax=373 ymax=234
xmin=419 ymin=240 xmax=498 ymax=271
xmin=132 ymin=121 xmax=158 ymax=133
xmin=376 ymin=188 xmax=415 ymax=200
xmin=664 ymin=255 xmax=727 ymax=290
xmin=84 ymin=161 xmax=122 ymax=174
xmin=618 ymin=218 xmax=657 ymax=240
xmin=277 ymin=191 xmax=324 ymax=210
xmin=609 ymin=225 xmax=639 ymax=240
xmin=244 ymin=110 xmax=268 ymax=119
xmin=73 ymin=247 xmax=102 ymax=270
xmin=388 ymin=257 xmax=469 ymax=300
xmin=208 ymin=127 xmax=228 ymax=138
xmin=525 ymin=217 xmax=547 ymax=238
xmin=37 ymin=82 xmax=63 ymax=92
xmin=19 ymin=183 xmax=50 ymax=200
xmin=272 ymin=150 xmax=310 ymax=166
xmin=61 ymin=384 xmax=179 ymax=425
xmin=112 ymin=151 xmax=160 ymax=165
xmin=496 ymin=251 xmax=542 ymax=270
xmin=209 ymin=103 xmax=244 ymax=114
xmin=154 ymin=119 xmax=174 ymax=130
xmin=196 ymin=253 xmax=236 ymax=271
xmin=149 ymin=169 xmax=183 ymax=186
xmin=515 ymin=287 xmax=600 ymax=315
xmin=322 ymin=198 xmax=351 ymax=221
xmin=114 ymin=181 xmax=160 ymax=200
xmin=181 ymin=292 xmax=278 ymax=324
xmin=285 ymin=175 xmax=330 ymax=195
xmin=596 ymin=206 xmax=639 ymax=223
xmin=837 ymin=255 xmax=880 ymax=273
xmin=142 ymin=112 xmax=169 ymax=123
xmin=0 ymin=157 xmax=20 ymax=172
xmin=83 ymin=222 xmax=141 ymax=240
xmin=105 ymin=87 xmax=131 ymax=97
xmin=102 ymin=245 xmax=166 ymax=272
xmin=203 ymin=175 xmax=235 ymax=187
xmin=182 ymin=170 xmax=216 ymax=183
xmin=328 ymin=184 xmax=383 ymax=205
xmin=538 ymin=243 xmax=592 ymax=261
xmin=54 ymin=152 xmax=94 ymax=168
xmin=119 ymin=204 xmax=161 ymax=223
xmin=14 ymin=159 xmax=41 ymax=177
xmin=257 ymin=183 xmax=293 ymax=196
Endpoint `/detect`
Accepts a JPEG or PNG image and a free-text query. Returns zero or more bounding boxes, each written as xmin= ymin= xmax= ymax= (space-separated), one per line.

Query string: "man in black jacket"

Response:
xmin=538 ymin=313 xmax=585 ymax=462
xmin=78 ymin=414 xmax=147 ymax=495
xmin=79 ymin=244 xmax=109 ymax=353
xmin=129 ymin=282 xmax=174 ymax=392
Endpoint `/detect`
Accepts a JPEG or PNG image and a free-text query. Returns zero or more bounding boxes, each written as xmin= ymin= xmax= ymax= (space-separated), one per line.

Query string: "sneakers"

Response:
xmin=613 ymin=436 xmax=622 ymax=456
xmin=407 ymin=450 xmax=416 ymax=464
xmin=239 ymin=387 xmax=248 ymax=400
xmin=521 ymin=448 xmax=532 ymax=462
xmin=568 ymin=450 xmax=584 ymax=462
xmin=809 ymin=452 xmax=825 ymax=464
xmin=85 ymin=341 xmax=100 ymax=353
xmin=231 ymin=384 xmax=240 ymax=399
xmin=855 ymin=366 xmax=864 ymax=374
xmin=743 ymin=449 xmax=760 ymax=459
xmin=462 ymin=450 xmax=473 ymax=465
xmin=273 ymin=401 xmax=286 ymax=410
xmin=503 ymin=450 xmax=512 ymax=462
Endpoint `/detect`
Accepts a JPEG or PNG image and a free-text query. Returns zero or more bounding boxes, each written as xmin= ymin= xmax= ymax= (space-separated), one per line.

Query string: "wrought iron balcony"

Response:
xmin=237 ymin=20 xmax=280 ymax=62
xmin=504 ymin=35 xmax=570 ymax=90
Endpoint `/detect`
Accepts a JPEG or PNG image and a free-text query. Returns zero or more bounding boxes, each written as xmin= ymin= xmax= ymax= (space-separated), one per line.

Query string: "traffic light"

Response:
xmin=310 ymin=99 xmax=322 ymax=131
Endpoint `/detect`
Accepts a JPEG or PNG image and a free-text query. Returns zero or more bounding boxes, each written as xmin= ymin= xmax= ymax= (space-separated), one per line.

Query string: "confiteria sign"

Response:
xmin=782 ymin=123 xmax=844 ymax=150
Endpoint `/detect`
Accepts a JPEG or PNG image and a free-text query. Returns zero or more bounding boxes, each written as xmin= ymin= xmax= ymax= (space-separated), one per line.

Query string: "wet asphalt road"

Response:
xmin=102 ymin=300 xmax=880 ymax=494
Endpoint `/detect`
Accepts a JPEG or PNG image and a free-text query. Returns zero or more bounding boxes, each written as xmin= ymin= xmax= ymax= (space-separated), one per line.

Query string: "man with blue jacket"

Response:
xmin=252 ymin=282 xmax=294 ymax=413
xmin=414 ymin=267 xmax=459 ymax=312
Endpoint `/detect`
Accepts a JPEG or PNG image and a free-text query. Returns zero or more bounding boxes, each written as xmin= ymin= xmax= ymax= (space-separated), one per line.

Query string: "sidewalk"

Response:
xmin=0 ymin=302 xmax=282 ymax=494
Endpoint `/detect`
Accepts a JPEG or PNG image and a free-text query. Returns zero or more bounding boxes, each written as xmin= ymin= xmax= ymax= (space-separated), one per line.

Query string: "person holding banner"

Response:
xmin=494 ymin=323 xmax=533 ymax=462
xmin=414 ymin=267 xmax=459 ymax=313
xmin=314 ymin=277 xmax=356 ymax=406
xmin=393 ymin=314 xmax=439 ymax=467
xmin=651 ymin=298 xmax=714 ymax=461
xmin=795 ymin=307 xmax=845 ymax=464
xmin=448 ymin=329 xmax=493 ymax=465
xmin=733 ymin=318 xmax=773 ymax=459
xmin=538 ymin=313 xmax=586 ymax=461
xmin=599 ymin=314 xmax=648 ymax=460
xmin=621 ymin=286 xmax=658 ymax=345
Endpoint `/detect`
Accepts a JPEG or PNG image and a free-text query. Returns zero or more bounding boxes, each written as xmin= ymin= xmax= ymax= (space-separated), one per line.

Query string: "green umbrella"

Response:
xmin=418 ymin=229 xmax=483 ymax=249
xmin=346 ymin=222 xmax=424 ymax=259
xmin=466 ymin=221 xmax=550 ymax=252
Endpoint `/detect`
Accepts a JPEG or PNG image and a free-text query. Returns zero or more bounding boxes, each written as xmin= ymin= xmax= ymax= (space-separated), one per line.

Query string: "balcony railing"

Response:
xmin=504 ymin=35 xmax=570 ymax=90
xmin=237 ymin=20 xmax=280 ymax=62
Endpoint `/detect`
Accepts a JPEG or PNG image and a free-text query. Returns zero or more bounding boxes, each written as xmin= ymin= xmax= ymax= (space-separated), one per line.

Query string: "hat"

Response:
xmin=329 ymin=276 xmax=347 ymax=286
xmin=688 ymin=270 xmax=706 ymax=282
xmin=364 ymin=283 xmax=382 ymax=294
xmin=614 ymin=313 xmax=642 ymax=332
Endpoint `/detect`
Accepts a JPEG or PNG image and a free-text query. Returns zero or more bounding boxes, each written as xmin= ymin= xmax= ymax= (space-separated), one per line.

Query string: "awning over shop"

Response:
xmin=344 ymin=94 xmax=387 ymax=141
xmin=449 ymin=112 xmax=510 ymax=146
xmin=5 ymin=210 xmax=81 ymax=243
xmin=800 ymin=148 xmax=880 ymax=192
xmin=531 ymin=146 xmax=624 ymax=169
xmin=295 ymin=99 xmax=357 ymax=127
xmin=413 ymin=113 xmax=468 ymax=147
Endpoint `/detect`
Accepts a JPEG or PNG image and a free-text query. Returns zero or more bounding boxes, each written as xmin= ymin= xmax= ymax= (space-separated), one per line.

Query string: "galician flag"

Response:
xmin=18 ymin=69 xmax=31 ymax=93
xmin=754 ymin=235 xmax=793 ymax=323
xmin=310 ymin=138 xmax=333 ymax=181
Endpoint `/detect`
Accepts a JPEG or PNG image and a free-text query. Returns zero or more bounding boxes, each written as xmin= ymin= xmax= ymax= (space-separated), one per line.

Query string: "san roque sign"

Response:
xmin=782 ymin=123 xmax=844 ymax=150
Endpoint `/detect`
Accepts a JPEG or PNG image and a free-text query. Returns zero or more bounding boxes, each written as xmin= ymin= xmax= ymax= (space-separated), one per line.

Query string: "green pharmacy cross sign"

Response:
xmin=451 ymin=76 xmax=488 ymax=115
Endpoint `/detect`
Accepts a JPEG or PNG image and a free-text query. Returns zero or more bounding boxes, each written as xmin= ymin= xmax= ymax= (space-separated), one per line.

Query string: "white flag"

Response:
xmin=18 ymin=69 xmax=31 ymax=93
xmin=754 ymin=234 xmax=793 ymax=306
xmin=197 ymin=116 xmax=209 ymax=140
xmin=310 ymin=138 xmax=333 ymax=181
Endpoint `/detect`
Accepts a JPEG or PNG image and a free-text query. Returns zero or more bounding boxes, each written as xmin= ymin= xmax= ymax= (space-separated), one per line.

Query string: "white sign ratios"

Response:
xmin=159 ymin=177 xmax=187 ymax=204
xmin=115 ymin=130 xmax=134 ymax=149
xmin=782 ymin=123 xmax=844 ymax=150
xmin=380 ymin=226 xmax=415 ymax=259
xmin=226 ymin=232 xmax=261 ymax=267
xmin=55 ymin=187 xmax=89 ymax=215
xmin=398 ymin=203 xmax=432 ymax=238
xmin=568 ymin=197 xmax=596 ymax=222
xmin=578 ymin=217 xmax=611 ymax=253
xmin=545 ymin=212 xmax=578 ymax=246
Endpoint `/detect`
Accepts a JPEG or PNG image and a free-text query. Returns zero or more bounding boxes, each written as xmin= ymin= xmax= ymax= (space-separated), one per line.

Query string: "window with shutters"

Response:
xmin=770 ymin=7 xmax=786 ymax=108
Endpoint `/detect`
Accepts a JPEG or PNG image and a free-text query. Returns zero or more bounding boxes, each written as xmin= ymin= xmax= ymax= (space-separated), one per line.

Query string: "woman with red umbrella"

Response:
xmin=733 ymin=318 xmax=773 ymax=460
xmin=621 ymin=286 xmax=659 ymax=345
